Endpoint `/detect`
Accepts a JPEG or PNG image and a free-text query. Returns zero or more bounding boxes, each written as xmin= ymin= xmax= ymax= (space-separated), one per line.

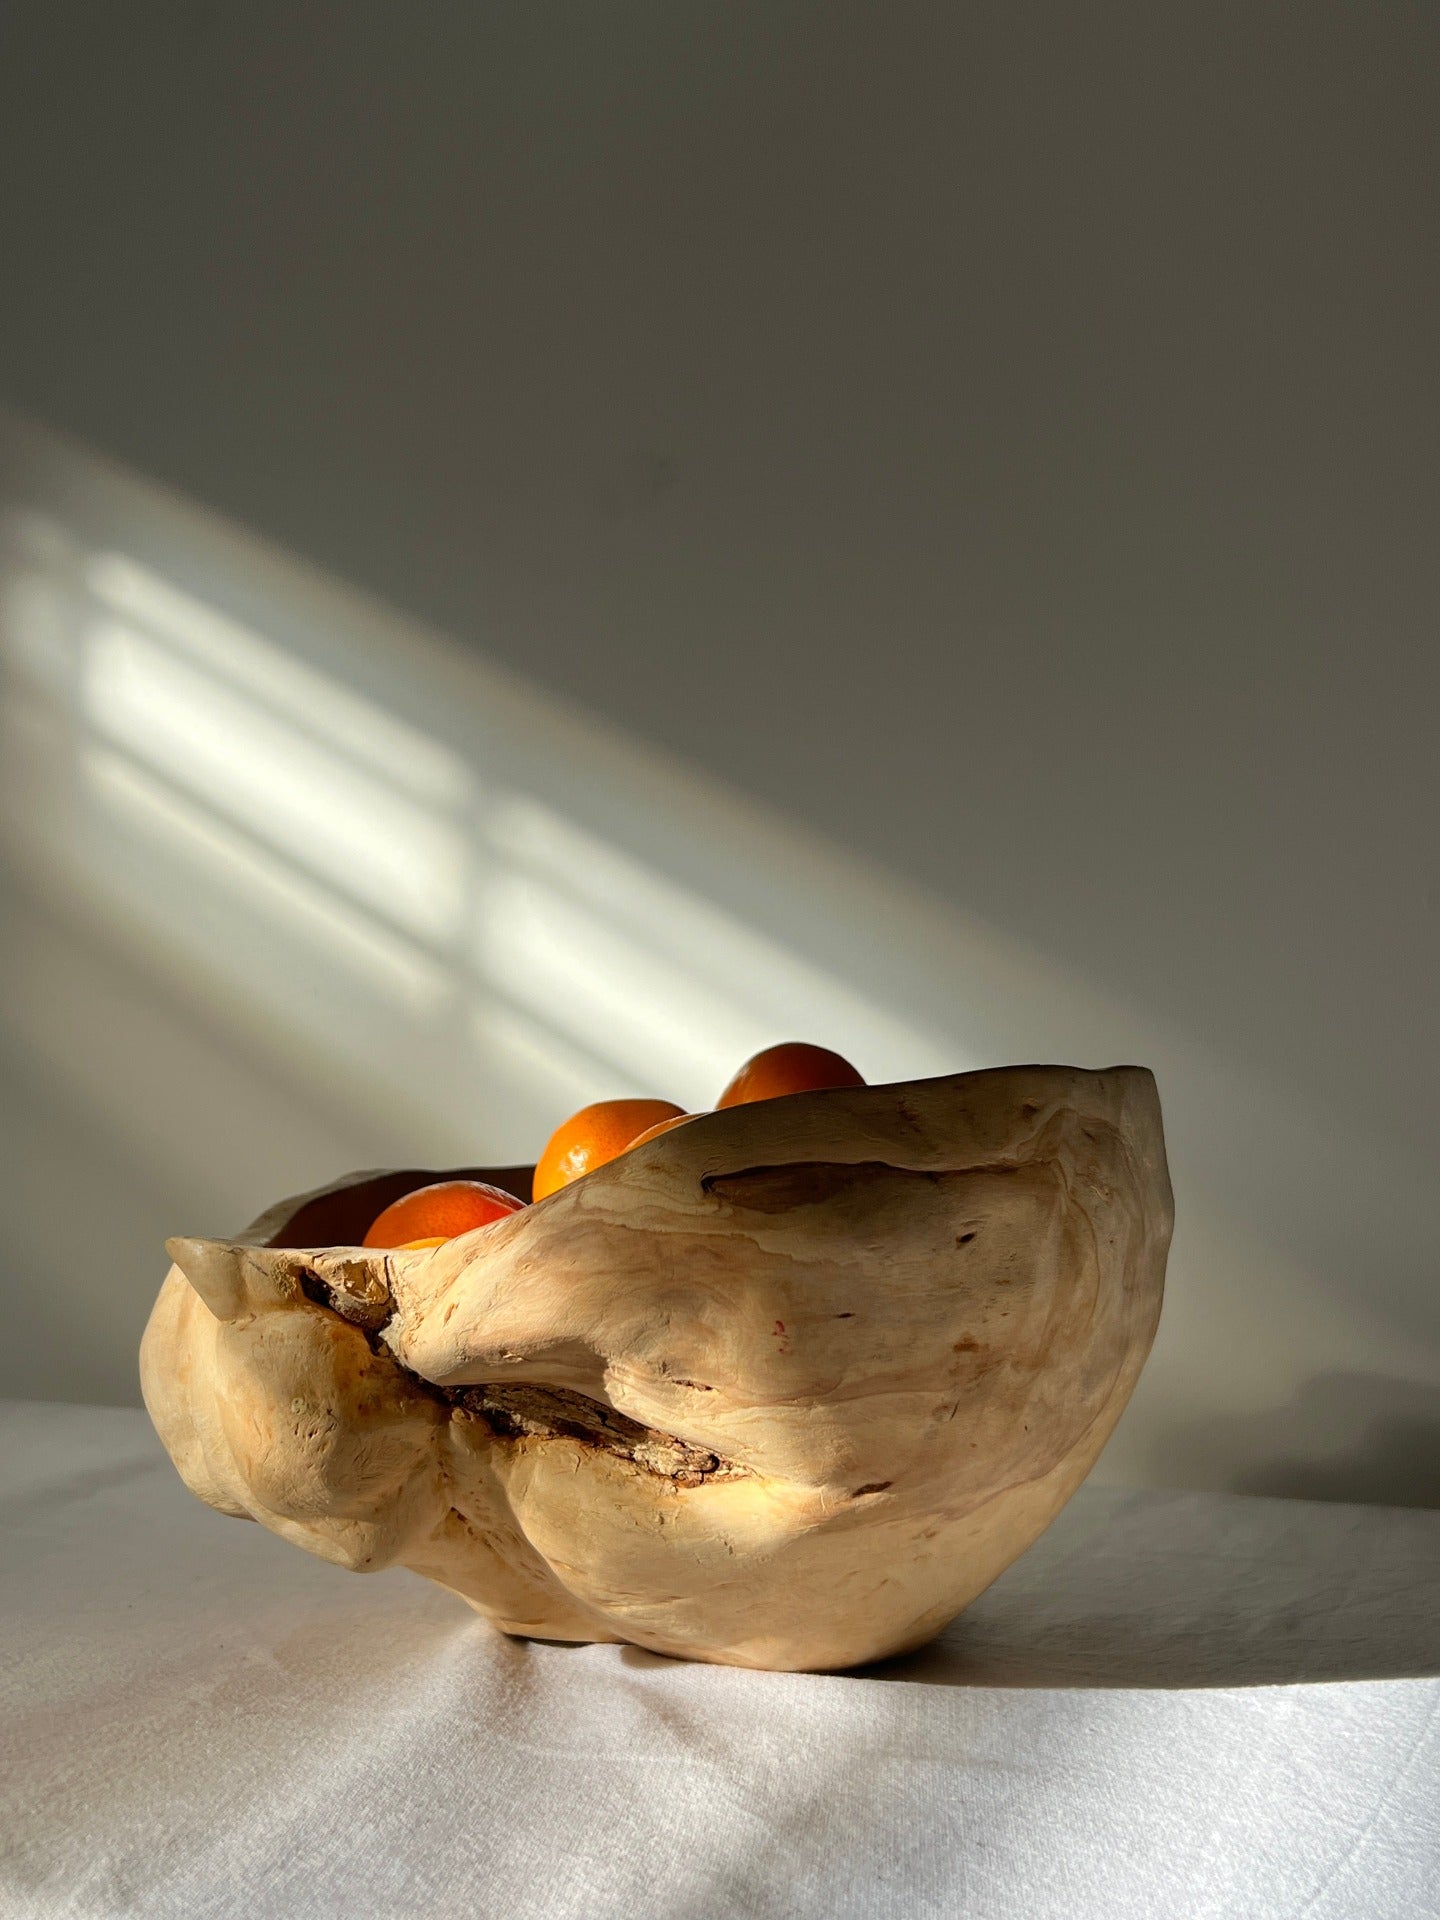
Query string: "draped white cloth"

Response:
xmin=3 ymin=1399 xmax=1437 ymax=1919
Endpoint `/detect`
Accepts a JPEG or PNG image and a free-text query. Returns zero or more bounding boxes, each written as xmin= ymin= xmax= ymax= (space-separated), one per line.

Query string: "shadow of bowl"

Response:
xmin=863 ymin=1481 xmax=1440 ymax=1689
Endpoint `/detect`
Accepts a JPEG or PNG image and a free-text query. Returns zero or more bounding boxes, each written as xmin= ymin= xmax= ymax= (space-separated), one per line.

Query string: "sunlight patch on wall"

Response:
xmin=81 ymin=744 xmax=450 ymax=1013
xmin=476 ymin=872 xmax=773 ymax=1106
xmin=81 ymin=620 xmax=471 ymax=945
xmin=86 ymin=553 xmax=473 ymax=808
xmin=487 ymin=795 xmax=950 ymax=1087
xmin=0 ymin=502 xmax=951 ymax=1158
xmin=471 ymin=1003 xmax=648 ymax=1114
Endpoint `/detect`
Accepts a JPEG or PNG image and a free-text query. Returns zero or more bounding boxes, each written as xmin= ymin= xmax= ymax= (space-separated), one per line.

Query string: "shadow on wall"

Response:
xmin=1158 ymin=1371 xmax=1440 ymax=1510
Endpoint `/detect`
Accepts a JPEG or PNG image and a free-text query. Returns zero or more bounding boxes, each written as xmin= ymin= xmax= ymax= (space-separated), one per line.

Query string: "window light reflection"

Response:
xmin=0 ymin=504 xmax=950 ymax=1158
xmin=81 ymin=621 xmax=471 ymax=946
xmin=476 ymin=872 xmax=775 ymax=1106
xmin=82 ymin=745 xmax=450 ymax=1013
xmin=85 ymin=554 xmax=473 ymax=808
xmin=488 ymin=795 xmax=948 ymax=1083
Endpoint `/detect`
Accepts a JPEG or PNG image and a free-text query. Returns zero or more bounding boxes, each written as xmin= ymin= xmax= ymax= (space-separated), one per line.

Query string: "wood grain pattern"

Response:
xmin=140 ymin=1065 xmax=1172 ymax=1671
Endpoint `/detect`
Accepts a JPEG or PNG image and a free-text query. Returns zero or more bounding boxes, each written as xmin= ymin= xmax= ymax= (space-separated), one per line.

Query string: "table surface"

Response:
xmin=3 ymin=1399 xmax=1438 ymax=1920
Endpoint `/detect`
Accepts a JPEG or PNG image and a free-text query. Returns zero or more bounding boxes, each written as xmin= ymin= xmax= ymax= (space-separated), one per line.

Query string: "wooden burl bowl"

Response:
xmin=141 ymin=1064 xmax=1171 ymax=1672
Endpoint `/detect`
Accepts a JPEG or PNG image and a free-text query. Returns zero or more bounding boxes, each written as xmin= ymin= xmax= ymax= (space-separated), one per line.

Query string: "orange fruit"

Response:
xmin=362 ymin=1179 xmax=526 ymax=1249
xmin=533 ymin=1098 xmax=685 ymax=1199
xmin=716 ymin=1043 xmax=865 ymax=1108
xmin=630 ymin=1111 xmax=701 ymax=1147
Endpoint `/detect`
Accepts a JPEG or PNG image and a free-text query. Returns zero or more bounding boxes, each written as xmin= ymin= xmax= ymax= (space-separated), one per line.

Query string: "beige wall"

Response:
xmin=0 ymin=7 xmax=1436 ymax=1499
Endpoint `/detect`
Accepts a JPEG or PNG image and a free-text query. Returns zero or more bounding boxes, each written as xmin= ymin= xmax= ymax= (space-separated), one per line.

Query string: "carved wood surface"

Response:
xmin=141 ymin=1065 xmax=1172 ymax=1671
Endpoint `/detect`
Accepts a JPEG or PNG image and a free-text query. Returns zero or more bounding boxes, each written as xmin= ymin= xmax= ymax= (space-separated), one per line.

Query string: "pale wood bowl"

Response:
xmin=140 ymin=1064 xmax=1171 ymax=1672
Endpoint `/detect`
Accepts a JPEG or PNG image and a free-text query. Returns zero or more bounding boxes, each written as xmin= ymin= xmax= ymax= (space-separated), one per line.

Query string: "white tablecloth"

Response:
xmin=2 ymin=1399 xmax=1437 ymax=1919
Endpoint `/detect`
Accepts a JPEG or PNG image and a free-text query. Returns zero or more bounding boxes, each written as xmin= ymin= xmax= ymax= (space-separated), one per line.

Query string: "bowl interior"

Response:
xmin=266 ymin=1165 xmax=537 ymax=1248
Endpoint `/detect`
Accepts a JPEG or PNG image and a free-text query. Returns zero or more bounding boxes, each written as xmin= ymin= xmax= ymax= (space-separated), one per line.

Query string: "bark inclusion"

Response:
xmin=298 ymin=1263 xmax=739 ymax=1488
xmin=452 ymin=1383 xmax=736 ymax=1488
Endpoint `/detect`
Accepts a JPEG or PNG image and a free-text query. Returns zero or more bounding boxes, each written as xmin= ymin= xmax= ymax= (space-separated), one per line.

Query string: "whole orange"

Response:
xmin=362 ymin=1179 xmax=526 ymax=1249
xmin=533 ymin=1099 xmax=686 ymax=1199
xmin=716 ymin=1042 xmax=865 ymax=1108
